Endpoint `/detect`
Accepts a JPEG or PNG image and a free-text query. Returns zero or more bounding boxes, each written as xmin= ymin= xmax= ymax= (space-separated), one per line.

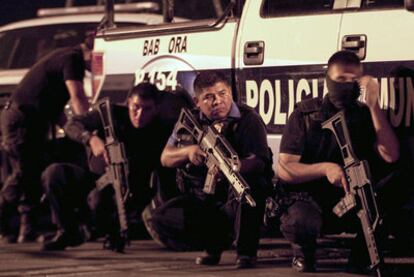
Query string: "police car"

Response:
xmin=89 ymin=0 xmax=414 ymax=251
xmin=93 ymin=0 xmax=414 ymax=172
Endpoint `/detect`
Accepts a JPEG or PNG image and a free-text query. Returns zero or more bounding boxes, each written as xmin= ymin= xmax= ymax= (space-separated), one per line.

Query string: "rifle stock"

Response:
xmin=322 ymin=111 xmax=383 ymax=276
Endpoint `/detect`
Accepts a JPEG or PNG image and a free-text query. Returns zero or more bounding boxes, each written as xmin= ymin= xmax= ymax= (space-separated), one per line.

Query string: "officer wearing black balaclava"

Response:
xmin=275 ymin=50 xmax=414 ymax=275
xmin=326 ymin=74 xmax=360 ymax=110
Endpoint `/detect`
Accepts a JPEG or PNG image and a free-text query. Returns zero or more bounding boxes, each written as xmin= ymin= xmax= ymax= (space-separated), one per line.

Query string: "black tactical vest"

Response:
xmin=296 ymin=98 xmax=343 ymax=165
xmin=175 ymin=108 xmax=240 ymax=199
xmin=175 ymin=105 xmax=274 ymax=197
xmin=296 ymin=97 xmax=379 ymax=168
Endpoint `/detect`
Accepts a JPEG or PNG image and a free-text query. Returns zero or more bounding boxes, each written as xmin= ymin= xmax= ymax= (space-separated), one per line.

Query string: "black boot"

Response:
xmin=235 ymin=255 xmax=257 ymax=269
xmin=292 ymin=256 xmax=316 ymax=273
xmin=17 ymin=213 xmax=37 ymax=243
xmin=102 ymin=231 xmax=128 ymax=253
xmin=291 ymin=243 xmax=316 ymax=273
xmin=42 ymin=230 xmax=84 ymax=251
xmin=195 ymin=251 xmax=222 ymax=265
xmin=0 ymin=197 xmax=18 ymax=243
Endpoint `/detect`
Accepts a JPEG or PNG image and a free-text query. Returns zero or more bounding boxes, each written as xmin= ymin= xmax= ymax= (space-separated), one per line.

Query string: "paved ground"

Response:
xmin=1 ymin=236 xmax=414 ymax=277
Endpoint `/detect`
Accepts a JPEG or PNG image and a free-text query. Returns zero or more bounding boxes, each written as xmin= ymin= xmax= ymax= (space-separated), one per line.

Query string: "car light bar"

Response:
xmin=37 ymin=2 xmax=160 ymax=17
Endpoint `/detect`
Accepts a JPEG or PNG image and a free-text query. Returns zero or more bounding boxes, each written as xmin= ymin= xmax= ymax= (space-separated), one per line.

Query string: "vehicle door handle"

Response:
xmin=342 ymin=40 xmax=364 ymax=49
xmin=244 ymin=41 xmax=264 ymax=65
xmin=341 ymin=35 xmax=367 ymax=60
xmin=245 ymin=45 xmax=262 ymax=54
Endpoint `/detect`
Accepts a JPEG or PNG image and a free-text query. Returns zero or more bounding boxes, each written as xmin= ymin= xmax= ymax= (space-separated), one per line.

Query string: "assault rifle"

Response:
xmin=174 ymin=108 xmax=256 ymax=207
xmin=322 ymin=111 xmax=383 ymax=277
xmin=95 ymin=97 xmax=130 ymax=252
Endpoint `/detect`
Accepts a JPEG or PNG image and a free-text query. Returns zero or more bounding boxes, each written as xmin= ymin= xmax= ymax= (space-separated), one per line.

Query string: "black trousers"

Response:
xmin=0 ymin=105 xmax=48 ymax=232
xmin=42 ymin=162 xmax=154 ymax=237
xmin=183 ymin=181 xmax=267 ymax=257
xmin=41 ymin=163 xmax=97 ymax=234
xmin=279 ymin=167 xmax=414 ymax=262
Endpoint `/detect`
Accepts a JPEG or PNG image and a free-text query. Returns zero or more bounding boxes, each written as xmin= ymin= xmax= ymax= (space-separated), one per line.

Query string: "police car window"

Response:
xmin=261 ymin=0 xmax=333 ymax=17
xmin=0 ymin=24 xmax=95 ymax=69
xmin=0 ymin=22 xmax=144 ymax=70
xmin=174 ymin=0 xmax=231 ymax=20
xmin=361 ymin=0 xmax=403 ymax=9
xmin=0 ymin=33 xmax=15 ymax=69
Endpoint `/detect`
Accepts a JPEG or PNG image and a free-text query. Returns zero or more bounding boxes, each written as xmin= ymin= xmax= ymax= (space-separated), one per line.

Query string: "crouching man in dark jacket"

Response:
xmin=277 ymin=51 xmax=414 ymax=274
xmin=161 ymin=71 xmax=273 ymax=268
xmin=41 ymin=83 xmax=174 ymax=251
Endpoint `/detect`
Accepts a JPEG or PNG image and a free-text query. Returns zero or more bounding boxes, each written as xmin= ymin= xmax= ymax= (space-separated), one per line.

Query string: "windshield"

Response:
xmin=0 ymin=21 xmax=148 ymax=70
xmin=0 ymin=23 xmax=101 ymax=70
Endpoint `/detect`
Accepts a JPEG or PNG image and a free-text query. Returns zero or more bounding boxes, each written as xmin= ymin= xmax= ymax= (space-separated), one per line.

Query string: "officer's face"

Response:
xmin=195 ymin=81 xmax=233 ymax=121
xmin=328 ymin=63 xmax=362 ymax=82
xmin=327 ymin=63 xmax=362 ymax=109
xmin=127 ymin=95 xmax=158 ymax=128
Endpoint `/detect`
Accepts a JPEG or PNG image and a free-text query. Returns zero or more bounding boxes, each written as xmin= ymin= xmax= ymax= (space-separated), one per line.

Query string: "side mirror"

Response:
xmin=405 ymin=0 xmax=414 ymax=11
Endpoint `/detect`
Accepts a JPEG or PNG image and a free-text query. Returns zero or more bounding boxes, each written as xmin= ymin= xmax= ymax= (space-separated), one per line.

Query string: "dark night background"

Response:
xmin=0 ymin=0 xmax=225 ymax=26
xmin=0 ymin=0 xmax=88 ymax=26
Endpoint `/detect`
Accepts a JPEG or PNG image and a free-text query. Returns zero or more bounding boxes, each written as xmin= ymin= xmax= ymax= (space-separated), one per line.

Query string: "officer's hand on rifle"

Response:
xmin=89 ymin=135 xmax=109 ymax=164
xmin=325 ymin=163 xmax=349 ymax=193
xmin=359 ymin=75 xmax=380 ymax=110
xmin=187 ymin=145 xmax=206 ymax=166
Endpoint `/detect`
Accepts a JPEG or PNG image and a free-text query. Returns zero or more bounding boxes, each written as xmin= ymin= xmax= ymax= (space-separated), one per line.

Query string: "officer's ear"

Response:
xmin=193 ymin=95 xmax=201 ymax=108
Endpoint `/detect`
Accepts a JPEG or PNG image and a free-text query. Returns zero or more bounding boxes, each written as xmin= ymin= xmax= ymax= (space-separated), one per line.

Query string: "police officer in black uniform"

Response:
xmin=0 ymin=36 xmax=92 ymax=243
xmin=277 ymin=51 xmax=414 ymax=273
xmin=161 ymin=71 xmax=273 ymax=269
xmin=41 ymin=83 xmax=175 ymax=251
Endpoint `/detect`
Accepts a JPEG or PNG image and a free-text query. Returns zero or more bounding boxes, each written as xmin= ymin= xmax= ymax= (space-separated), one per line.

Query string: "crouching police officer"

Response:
xmin=161 ymin=71 xmax=273 ymax=268
xmin=277 ymin=51 xmax=414 ymax=274
xmin=41 ymin=83 xmax=174 ymax=251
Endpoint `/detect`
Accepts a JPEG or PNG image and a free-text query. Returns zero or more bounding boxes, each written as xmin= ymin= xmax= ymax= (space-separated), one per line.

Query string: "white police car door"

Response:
xmin=339 ymin=0 xmax=414 ymax=130
xmin=236 ymin=0 xmax=343 ymax=171
xmin=94 ymin=19 xmax=238 ymax=103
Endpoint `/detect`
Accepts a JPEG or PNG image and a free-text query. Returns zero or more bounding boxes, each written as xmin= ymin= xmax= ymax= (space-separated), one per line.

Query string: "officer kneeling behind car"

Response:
xmin=276 ymin=50 xmax=414 ymax=274
xmin=160 ymin=71 xmax=273 ymax=269
xmin=41 ymin=83 xmax=175 ymax=251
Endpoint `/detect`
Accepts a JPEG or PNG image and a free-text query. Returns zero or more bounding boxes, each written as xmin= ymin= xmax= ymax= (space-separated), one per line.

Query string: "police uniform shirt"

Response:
xmin=11 ymin=46 xmax=85 ymax=121
xmin=280 ymin=96 xmax=380 ymax=176
xmin=167 ymin=102 xmax=241 ymax=146
xmin=167 ymin=102 xmax=270 ymax=184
